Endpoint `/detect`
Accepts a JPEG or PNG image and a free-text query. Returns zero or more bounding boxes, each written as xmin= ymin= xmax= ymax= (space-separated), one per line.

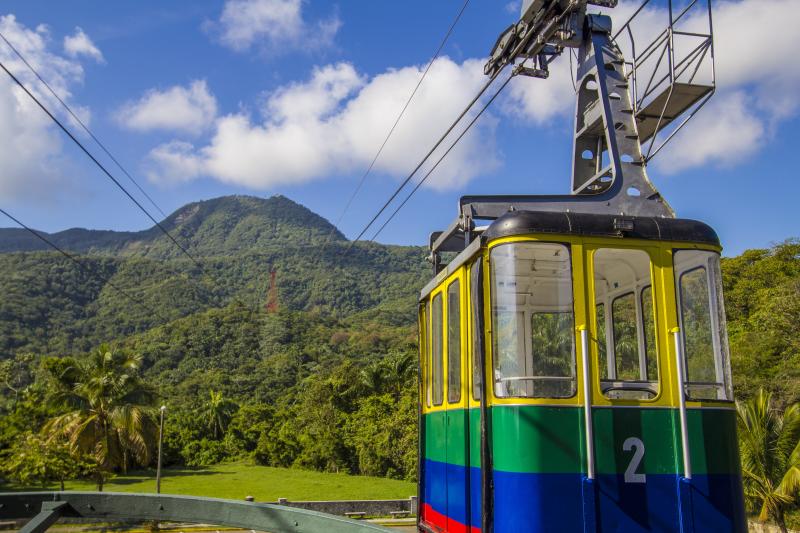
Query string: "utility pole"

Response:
xmin=156 ymin=405 xmax=166 ymax=493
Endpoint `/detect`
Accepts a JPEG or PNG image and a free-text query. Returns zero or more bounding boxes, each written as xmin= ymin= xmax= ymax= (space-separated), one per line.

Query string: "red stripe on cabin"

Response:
xmin=420 ymin=503 xmax=481 ymax=533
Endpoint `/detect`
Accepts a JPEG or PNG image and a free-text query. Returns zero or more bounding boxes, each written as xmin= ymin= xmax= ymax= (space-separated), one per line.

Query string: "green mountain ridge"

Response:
xmin=0 ymin=195 xmax=347 ymax=258
xmin=0 ymin=195 xmax=429 ymax=358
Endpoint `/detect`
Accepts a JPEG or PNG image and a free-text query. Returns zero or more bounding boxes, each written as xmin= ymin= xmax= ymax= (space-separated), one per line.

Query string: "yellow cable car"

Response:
xmin=415 ymin=1 xmax=745 ymax=532
xmin=418 ymin=212 xmax=743 ymax=532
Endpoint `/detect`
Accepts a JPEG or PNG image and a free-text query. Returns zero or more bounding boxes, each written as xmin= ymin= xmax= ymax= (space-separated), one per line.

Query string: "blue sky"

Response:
xmin=0 ymin=0 xmax=797 ymax=256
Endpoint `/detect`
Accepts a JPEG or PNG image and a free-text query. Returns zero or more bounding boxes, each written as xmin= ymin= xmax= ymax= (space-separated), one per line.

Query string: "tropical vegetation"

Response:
xmin=737 ymin=390 xmax=800 ymax=532
xmin=0 ymin=195 xmax=797 ymax=525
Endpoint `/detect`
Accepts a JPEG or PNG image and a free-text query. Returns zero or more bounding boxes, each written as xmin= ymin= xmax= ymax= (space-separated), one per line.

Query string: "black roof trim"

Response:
xmin=482 ymin=210 xmax=719 ymax=246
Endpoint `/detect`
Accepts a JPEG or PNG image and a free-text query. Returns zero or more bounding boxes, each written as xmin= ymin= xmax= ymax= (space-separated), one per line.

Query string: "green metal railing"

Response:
xmin=0 ymin=492 xmax=393 ymax=533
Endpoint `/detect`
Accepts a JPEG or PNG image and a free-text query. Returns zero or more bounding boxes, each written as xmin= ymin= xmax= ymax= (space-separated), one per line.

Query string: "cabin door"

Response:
xmin=587 ymin=246 xmax=674 ymax=530
xmin=444 ymin=277 xmax=471 ymax=532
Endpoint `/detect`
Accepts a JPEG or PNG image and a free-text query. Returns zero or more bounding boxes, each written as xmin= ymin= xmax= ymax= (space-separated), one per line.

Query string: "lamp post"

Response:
xmin=156 ymin=405 xmax=166 ymax=494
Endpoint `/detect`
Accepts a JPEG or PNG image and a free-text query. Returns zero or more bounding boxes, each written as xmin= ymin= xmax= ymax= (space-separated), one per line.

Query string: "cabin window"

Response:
xmin=431 ymin=293 xmax=444 ymax=406
xmin=470 ymin=262 xmax=482 ymax=401
xmin=612 ymin=292 xmax=639 ymax=380
xmin=420 ymin=304 xmax=429 ymax=408
xmin=596 ymin=304 xmax=608 ymax=377
xmin=447 ymin=280 xmax=462 ymax=404
xmin=641 ymin=286 xmax=658 ymax=380
xmin=674 ymin=250 xmax=732 ymax=401
xmin=490 ymin=242 xmax=576 ymax=399
xmin=593 ymin=248 xmax=659 ymax=400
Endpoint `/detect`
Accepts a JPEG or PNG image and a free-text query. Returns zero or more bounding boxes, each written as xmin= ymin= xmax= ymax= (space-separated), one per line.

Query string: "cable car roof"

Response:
xmin=421 ymin=209 xmax=719 ymax=301
xmin=483 ymin=210 xmax=719 ymax=245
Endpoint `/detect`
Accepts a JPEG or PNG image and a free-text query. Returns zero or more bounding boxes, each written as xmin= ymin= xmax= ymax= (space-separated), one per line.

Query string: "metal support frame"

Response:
xmin=0 ymin=492 xmax=391 ymax=533
xmin=19 ymin=502 xmax=68 ymax=533
xmin=569 ymin=14 xmax=672 ymax=216
xmin=428 ymin=0 xmax=716 ymax=262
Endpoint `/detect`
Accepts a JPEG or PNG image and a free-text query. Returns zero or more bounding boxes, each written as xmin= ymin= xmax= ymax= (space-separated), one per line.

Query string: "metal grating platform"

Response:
xmin=636 ymin=83 xmax=714 ymax=142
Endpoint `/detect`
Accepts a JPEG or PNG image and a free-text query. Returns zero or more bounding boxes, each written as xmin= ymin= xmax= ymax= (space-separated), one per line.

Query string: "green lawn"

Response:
xmin=5 ymin=463 xmax=416 ymax=501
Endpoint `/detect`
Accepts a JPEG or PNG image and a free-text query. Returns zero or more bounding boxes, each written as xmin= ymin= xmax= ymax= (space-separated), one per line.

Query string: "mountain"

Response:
xmin=0 ymin=195 xmax=429 ymax=358
xmin=0 ymin=195 xmax=347 ymax=257
xmin=0 ymin=195 xmax=429 ymax=481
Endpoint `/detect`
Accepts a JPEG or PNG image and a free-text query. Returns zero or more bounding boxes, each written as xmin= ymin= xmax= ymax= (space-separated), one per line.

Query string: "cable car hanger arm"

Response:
xmin=428 ymin=0 xmax=716 ymax=267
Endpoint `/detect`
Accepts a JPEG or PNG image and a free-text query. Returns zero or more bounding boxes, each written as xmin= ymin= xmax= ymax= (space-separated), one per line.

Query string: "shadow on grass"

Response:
xmin=0 ymin=467 xmax=217 ymax=493
xmin=106 ymin=468 xmax=216 ymax=485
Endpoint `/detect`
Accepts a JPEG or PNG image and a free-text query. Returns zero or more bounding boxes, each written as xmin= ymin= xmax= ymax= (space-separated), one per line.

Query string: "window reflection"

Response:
xmin=490 ymin=242 xmax=576 ymax=399
xmin=675 ymin=250 xmax=732 ymax=401
xmin=431 ymin=294 xmax=443 ymax=406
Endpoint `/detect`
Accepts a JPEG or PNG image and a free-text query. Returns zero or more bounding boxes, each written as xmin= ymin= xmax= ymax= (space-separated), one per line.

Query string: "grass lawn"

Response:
xmin=3 ymin=463 xmax=416 ymax=501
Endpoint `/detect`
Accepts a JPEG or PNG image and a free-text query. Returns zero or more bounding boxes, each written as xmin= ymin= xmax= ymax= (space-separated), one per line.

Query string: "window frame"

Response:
xmin=431 ymin=293 xmax=444 ymax=406
xmin=674 ymin=252 xmax=732 ymax=402
xmin=591 ymin=247 xmax=660 ymax=401
xmin=447 ymin=279 xmax=462 ymax=404
xmin=420 ymin=303 xmax=430 ymax=408
xmin=489 ymin=241 xmax=578 ymax=400
xmin=470 ymin=261 xmax=482 ymax=402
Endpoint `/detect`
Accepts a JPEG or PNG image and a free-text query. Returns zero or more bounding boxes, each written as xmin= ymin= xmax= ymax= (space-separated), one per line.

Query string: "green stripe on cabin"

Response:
xmin=423 ymin=405 xmax=740 ymax=476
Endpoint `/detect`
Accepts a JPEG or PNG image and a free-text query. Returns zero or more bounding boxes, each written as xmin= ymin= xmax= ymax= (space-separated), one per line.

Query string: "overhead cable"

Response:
xmin=370 ymin=71 xmax=516 ymax=241
xmin=327 ymin=0 xmax=471 ymax=244
xmin=349 ymin=70 xmax=502 ymax=248
xmin=0 ymin=30 xmax=168 ymax=219
xmin=349 ymin=4 xmax=581 ymax=247
xmin=0 ymin=58 xmax=204 ymax=270
xmin=0 ymin=206 xmax=169 ymax=323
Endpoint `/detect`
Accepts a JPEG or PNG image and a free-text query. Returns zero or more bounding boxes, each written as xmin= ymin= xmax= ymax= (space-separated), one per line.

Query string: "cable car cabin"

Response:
xmin=417 ymin=211 xmax=746 ymax=533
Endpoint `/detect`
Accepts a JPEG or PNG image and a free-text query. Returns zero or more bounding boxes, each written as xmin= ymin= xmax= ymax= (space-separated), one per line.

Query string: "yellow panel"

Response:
xmin=419 ymin=233 xmax=727 ymax=413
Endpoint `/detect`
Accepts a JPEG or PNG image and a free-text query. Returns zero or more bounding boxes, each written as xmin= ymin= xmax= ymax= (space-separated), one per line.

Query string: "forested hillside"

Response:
xmin=0 ymin=194 xmax=798 ymax=485
xmin=0 ymin=194 xmax=427 ymax=481
xmin=0 ymin=195 xmax=427 ymax=356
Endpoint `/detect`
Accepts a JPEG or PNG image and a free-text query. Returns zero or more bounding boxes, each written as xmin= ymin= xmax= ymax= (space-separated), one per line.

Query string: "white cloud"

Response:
xmin=147 ymin=0 xmax=799 ymax=192
xmin=0 ymin=15 xmax=91 ymax=200
xmin=147 ymin=58 xmax=499 ymax=191
xmin=63 ymin=27 xmax=104 ymax=63
xmin=116 ymin=80 xmax=218 ymax=134
xmin=146 ymin=141 xmax=204 ymax=183
xmin=212 ymin=0 xmax=340 ymax=54
xmin=502 ymin=0 xmax=800 ymax=171
xmin=656 ymin=92 xmax=764 ymax=173
xmin=503 ymin=58 xmax=575 ymax=125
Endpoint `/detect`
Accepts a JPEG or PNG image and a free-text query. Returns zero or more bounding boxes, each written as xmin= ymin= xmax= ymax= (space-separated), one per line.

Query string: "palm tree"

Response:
xmin=205 ymin=390 xmax=237 ymax=439
xmin=43 ymin=346 xmax=158 ymax=490
xmin=737 ymin=389 xmax=800 ymax=533
xmin=384 ymin=352 xmax=415 ymax=399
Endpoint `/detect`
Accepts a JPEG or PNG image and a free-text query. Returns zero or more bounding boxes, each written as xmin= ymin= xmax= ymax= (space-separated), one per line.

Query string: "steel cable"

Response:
xmin=348 ymin=70 xmax=502 ymax=249
xmin=0 ymin=30 xmax=168 ymax=219
xmin=326 ymin=0 xmax=471 ymax=245
xmin=0 ymin=206 xmax=171 ymax=323
xmin=0 ymin=58 xmax=204 ymax=270
xmin=369 ymin=71 xmax=516 ymax=241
